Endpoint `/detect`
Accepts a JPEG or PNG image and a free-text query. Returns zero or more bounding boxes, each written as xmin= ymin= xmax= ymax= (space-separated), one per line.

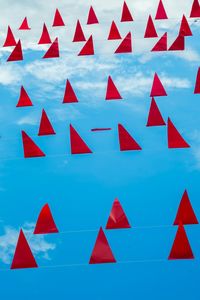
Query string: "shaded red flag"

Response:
xmin=167 ymin=118 xmax=190 ymax=149
xmin=7 ymin=40 xmax=23 ymax=62
xmin=3 ymin=26 xmax=17 ymax=47
xmin=43 ymin=38 xmax=59 ymax=59
xmin=34 ymin=204 xmax=59 ymax=234
xmin=87 ymin=6 xmax=99 ymax=24
xmin=150 ymin=73 xmax=167 ymax=97
xmin=151 ymin=32 xmax=167 ymax=51
xmin=105 ymin=76 xmax=122 ymax=100
xmin=38 ymin=109 xmax=55 ymax=136
xmin=38 ymin=23 xmax=52 ymax=44
xmin=168 ymin=35 xmax=185 ymax=51
xmin=70 ymin=125 xmax=92 ymax=154
xmin=146 ymin=98 xmax=166 ymax=126
xmin=106 ymin=198 xmax=131 ymax=230
xmin=144 ymin=15 xmax=158 ymax=38
xmin=179 ymin=15 xmax=192 ymax=36
xmin=118 ymin=124 xmax=142 ymax=151
xmin=108 ymin=21 xmax=121 ymax=40
xmin=63 ymin=80 xmax=78 ymax=103
xmin=53 ymin=9 xmax=65 ymax=26
xmin=73 ymin=20 xmax=86 ymax=42
xmin=16 ymin=86 xmax=33 ymax=107
xmin=22 ymin=131 xmax=45 ymax=158
xmin=89 ymin=227 xmax=116 ymax=264
xmin=19 ymin=17 xmax=31 ymax=30
xmin=194 ymin=67 xmax=200 ymax=94
xmin=78 ymin=35 xmax=94 ymax=56
xmin=121 ymin=1 xmax=133 ymax=22
xmin=155 ymin=0 xmax=168 ymax=19
xmin=115 ymin=32 xmax=132 ymax=54
xmin=190 ymin=0 xmax=200 ymax=18
xmin=11 ymin=230 xmax=38 ymax=269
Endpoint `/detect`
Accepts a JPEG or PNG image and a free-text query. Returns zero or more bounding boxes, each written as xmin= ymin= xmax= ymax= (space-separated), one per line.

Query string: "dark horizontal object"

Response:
xmin=91 ymin=128 xmax=112 ymax=132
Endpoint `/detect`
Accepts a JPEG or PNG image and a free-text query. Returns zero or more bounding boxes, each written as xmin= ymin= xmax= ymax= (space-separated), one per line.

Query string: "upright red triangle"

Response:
xmin=19 ymin=17 xmax=31 ymax=30
xmin=105 ymin=76 xmax=122 ymax=100
xmin=16 ymin=86 xmax=33 ymax=107
xmin=150 ymin=73 xmax=167 ymax=97
xmin=106 ymin=198 xmax=131 ymax=230
xmin=78 ymin=36 xmax=94 ymax=56
xmin=38 ymin=23 xmax=52 ymax=44
xmin=168 ymin=225 xmax=194 ymax=260
xmin=87 ymin=6 xmax=99 ymax=24
xmin=194 ymin=67 xmax=200 ymax=94
xmin=168 ymin=35 xmax=185 ymax=51
xmin=70 ymin=125 xmax=92 ymax=154
xmin=151 ymin=32 xmax=167 ymax=51
xmin=3 ymin=26 xmax=17 ymax=47
xmin=11 ymin=230 xmax=38 ymax=269
xmin=7 ymin=40 xmax=23 ymax=62
xmin=190 ymin=0 xmax=200 ymax=18
xmin=174 ymin=190 xmax=198 ymax=225
xmin=73 ymin=20 xmax=86 ymax=42
xmin=38 ymin=109 xmax=55 ymax=136
xmin=121 ymin=1 xmax=134 ymax=22
xmin=115 ymin=32 xmax=132 ymax=54
xmin=118 ymin=124 xmax=142 ymax=151
xmin=108 ymin=21 xmax=121 ymax=40
xmin=22 ymin=131 xmax=45 ymax=158
xmin=155 ymin=0 xmax=168 ymax=19
xmin=146 ymin=98 xmax=166 ymax=126
xmin=63 ymin=80 xmax=78 ymax=103
xmin=34 ymin=204 xmax=58 ymax=234
xmin=52 ymin=9 xmax=65 ymax=26
xmin=179 ymin=15 xmax=192 ymax=36
xmin=167 ymin=118 xmax=190 ymax=149
xmin=89 ymin=227 xmax=116 ymax=264
xmin=144 ymin=15 xmax=158 ymax=38
xmin=43 ymin=38 xmax=59 ymax=59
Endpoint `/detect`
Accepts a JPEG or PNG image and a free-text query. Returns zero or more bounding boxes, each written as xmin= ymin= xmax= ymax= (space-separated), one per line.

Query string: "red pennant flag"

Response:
xmin=168 ymin=224 xmax=194 ymax=260
xmin=190 ymin=0 xmax=200 ymax=18
xmin=87 ymin=6 xmax=99 ymax=24
xmin=146 ymin=98 xmax=166 ymax=126
xmin=11 ymin=230 xmax=38 ymax=269
xmin=194 ymin=67 xmax=200 ymax=94
xmin=22 ymin=131 xmax=45 ymax=158
xmin=151 ymin=32 xmax=167 ymax=51
xmin=3 ymin=26 xmax=17 ymax=47
xmin=118 ymin=124 xmax=142 ymax=151
xmin=167 ymin=118 xmax=190 ymax=149
xmin=144 ymin=15 xmax=158 ymax=38
xmin=52 ymin=9 xmax=65 ymax=26
xmin=105 ymin=76 xmax=122 ymax=100
xmin=168 ymin=35 xmax=185 ymax=51
xmin=19 ymin=17 xmax=31 ymax=30
xmin=70 ymin=125 xmax=92 ymax=154
xmin=63 ymin=80 xmax=78 ymax=103
xmin=106 ymin=198 xmax=131 ymax=230
xmin=38 ymin=109 xmax=56 ymax=136
xmin=38 ymin=23 xmax=52 ymax=44
xmin=115 ymin=32 xmax=132 ymax=54
xmin=43 ymin=38 xmax=59 ymax=59
xmin=34 ymin=204 xmax=58 ymax=234
xmin=108 ymin=21 xmax=121 ymax=40
xmin=89 ymin=227 xmax=116 ymax=264
xmin=174 ymin=190 xmax=198 ymax=225
xmin=150 ymin=73 xmax=167 ymax=97
xmin=179 ymin=15 xmax=192 ymax=36
xmin=16 ymin=86 xmax=33 ymax=107
xmin=78 ymin=35 xmax=94 ymax=56
xmin=121 ymin=1 xmax=134 ymax=22
xmin=7 ymin=40 xmax=23 ymax=62
xmin=155 ymin=0 xmax=168 ymax=20
xmin=73 ymin=20 xmax=86 ymax=42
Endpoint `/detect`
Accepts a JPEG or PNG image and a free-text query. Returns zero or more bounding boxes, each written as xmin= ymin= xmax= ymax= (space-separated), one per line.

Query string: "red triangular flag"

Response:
xmin=52 ymin=9 xmax=65 ymax=26
xmin=16 ymin=86 xmax=33 ymax=107
xmin=73 ymin=20 xmax=86 ymax=42
xmin=22 ymin=131 xmax=45 ymax=158
xmin=118 ymin=124 xmax=142 ymax=151
xmin=167 ymin=118 xmax=190 ymax=149
xmin=179 ymin=15 xmax=192 ymax=36
xmin=155 ymin=0 xmax=168 ymax=19
xmin=190 ymin=0 xmax=200 ymax=18
xmin=194 ymin=67 xmax=200 ymax=94
xmin=105 ymin=76 xmax=122 ymax=100
xmin=151 ymin=32 xmax=167 ymax=51
xmin=89 ymin=227 xmax=116 ymax=264
xmin=168 ymin=35 xmax=185 ymax=51
xmin=78 ymin=36 xmax=94 ymax=56
xmin=108 ymin=21 xmax=121 ymax=40
xmin=43 ymin=38 xmax=59 ymax=59
xmin=38 ymin=23 xmax=52 ymax=44
xmin=38 ymin=109 xmax=55 ymax=136
xmin=63 ymin=80 xmax=78 ymax=103
xmin=121 ymin=1 xmax=134 ymax=22
xmin=3 ymin=26 xmax=17 ymax=47
xmin=174 ymin=190 xmax=198 ymax=225
xmin=115 ymin=32 xmax=132 ymax=54
xmin=11 ymin=230 xmax=38 ymax=269
xmin=144 ymin=15 xmax=158 ymax=38
xmin=34 ymin=204 xmax=58 ymax=234
xmin=7 ymin=40 xmax=23 ymax=62
xmin=19 ymin=17 xmax=31 ymax=30
xmin=150 ymin=73 xmax=167 ymax=97
xmin=87 ymin=6 xmax=99 ymax=24
xmin=168 ymin=224 xmax=194 ymax=259
xmin=106 ymin=198 xmax=131 ymax=230
xmin=70 ymin=125 xmax=92 ymax=154
xmin=146 ymin=98 xmax=166 ymax=126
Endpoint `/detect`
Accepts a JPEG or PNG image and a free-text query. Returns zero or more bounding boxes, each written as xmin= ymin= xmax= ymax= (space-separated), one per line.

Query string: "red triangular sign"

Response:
xmin=151 ymin=32 xmax=167 ymax=51
xmin=105 ymin=76 xmax=122 ymax=100
xmin=16 ymin=86 xmax=33 ymax=107
xmin=73 ymin=20 xmax=86 ymax=42
xmin=34 ymin=204 xmax=59 ymax=234
xmin=70 ymin=125 xmax=92 ymax=154
xmin=146 ymin=98 xmax=166 ymax=126
xmin=3 ymin=26 xmax=17 ymax=47
xmin=190 ymin=0 xmax=200 ymax=18
xmin=150 ymin=73 xmax=167 ymax=97
xmin=87 ymin=6 xmax=99 ymax=24
xmin=179 ymin=15 xmax=192 ymax=36
xmin=7 ymin=40 xmax=23 ymax=62
xmin=194 ymin=67 xmax=200 ymax=94
xmin=38 ymin=23 xmax=52 ymax=44
xmin=22 ymin=131 xmax=45 ymax=158
xmin=19 ymin=17 xmax=31 ymax=30
xmin=118 ymin=124 xmax=142 ymax=151
xmin=168 ymin=35 xmax=185 ymax=51
xmin=121 ymin=1 xmax=133 ymax=22
xmin=167 ymin=118 xmax=190 ymax=149
xmin=144 ymin=15 xmax=158 ymax=38
xmin=108 ymin=21 xmax=121 ymax=40
xmin=63 ymin=80 xmax=78 ymax=103
xmin=155 ymin=0 xmax=168 ymax=19
xmin=53 ymin=9 xmax=65 ymax=26
xmin=43 ymin=38 xmax=59 ymax=59
xmin=115 ymin=32 xmax=132 ymax=54
xmin=106 ymin=198 xmax=131 ymax=229
xmin=38 ymin=109 xmax=56 ymax=136
xmin=78 ymin=36 xmax=94 ymax=56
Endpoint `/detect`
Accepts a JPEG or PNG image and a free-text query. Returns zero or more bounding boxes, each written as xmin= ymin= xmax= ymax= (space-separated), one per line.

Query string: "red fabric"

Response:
xmin=73 ymin=20 xmax=86 ymax=42
xmin=22 ymin=131 xmax=45 ymax=158
xmin=105 ymin=76 xmax=122 ymax=100
xmin=151 ymin=32 xmax=167 ymax=51
xmin=150 ymin=73 xmax=167 ymax=97
xmin=168 ymin=35 xmax=185 ymax=51
xmin=121 ymin=1 xmax=133 ymax=22
xmin=11 ymin=230 xmax=38 ymax=269
xmin=43 ymin=38 xmax=59 ymax=59
xmin=118 ymin=124 xmax=142 ymax=151
xmin=179 ymin=15 xmax=192 ymax=36
xmin=108 ymin=21 xmax=121 ymax=40
xmin=38 ymin=109 xmax=56 ymax=136
xmin=174 ymin=190 xmax=198 ymax=225
xmin=194 ymin=67 xmax=200 ymax=94
xmin=52 ymin=9 xmax=65 ymax=26
xmin=168 ymin=225 xmax=194 ymax=260
xmin=34 ymin=204 xmax=59 ymax=234
xmin=155 ymin=0 xmax=168 ymax=19
xmin=167 ymin=118 xmax=190 ymax=149
xmin=87 ymin=6 xmax=99 ymax=24
xmin=89 ymin=227 xmax=116 ymax=264
xmin=106 ymin=198 xmax=131 ymax=229
xmin=115 ymin=32 xmax=132 ymax=54
xmin=7 ymin=40 xmax=23 ymax=62
xmin=3 ymin=26 xmax=16 ymax=47
xmin=70 ymin=125 xmax=92 ymax=154
xmin=19 ymin=17 xmax=31 ymax=30
xmin=63 ymin=80 xmax=78 ymax=103
xmin=38 ymin=23 xmax=52 ymax=44
xmin=16 ymin=86 xmax=33 ymax=107
xmin=190 ymin=0 xmax=200 ymax=18
xmin=146 ymin=98 xmax=166 ymax=126
xmin=144 ymin=15 xmax=158 ymax=38
xmin=78 ymin=36 xmax=94 ymax=56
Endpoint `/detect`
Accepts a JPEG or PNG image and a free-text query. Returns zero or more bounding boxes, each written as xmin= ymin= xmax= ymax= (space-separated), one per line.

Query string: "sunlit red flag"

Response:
xmin=22 ymin=131 xmax=45 ymax=158
xmin=73 ymin=20 xmax=86 ymax=42
xmin=190 ymin=0 xmax=200 ymax=18
xmin=151 ymin=32 xmax=167 ymax=51
xmin=38 ymin=109 xmax=56 ymax=136
xmin=19 ymin=17 xmax=31 ymax=30
xmin=3 ymin=26 xmax=16 ymax=47
xmin=150 ymin=73 xmax=167 ymax=97
xmin=106 ymin=198 xmax=131 ymax=229
xmin=38 ymin=23 xmax=52 ymax=44
xmin=78 ymin=36 xmax=94 ymax=56
xmin=70 ymin=125 xmax=92 ymax=154
xmin=16 ymin=86 xmax=33 ymax=107
xmin=34 ymin=204 xmax=59 ymax=234
xmin=87 ymin=6 xmax=99 ymax=24
xmin=167 ymin=118 xmax=190 ymax=149
xmin=63 ymin=80 xmax=79 ymax=103
xmin=115 ymin=32 xmax=132 ymax=54
xmin=118 ymin=124 xmax=142 ymax=151
xmin=7 ymin=40 xmax=23 ymax=62
xmin=108 ymin=21 xmax=121 ymax=40
xmin=155 ymin=0 xmax=168 ymax=19
xmin=144 ymin=15 xmax=158 ymax=38
xmin=121 ymin=1 xmax=133 ymax=22
xmin=146 ymin=98 xmax=166 ymax=126
xmin=52 ymin=9 xmax=65 ymax=26
xmin=43 ymin=38 xmax=59 ymax=59
xmin=105 ymin=76 xmax=122 ymax=100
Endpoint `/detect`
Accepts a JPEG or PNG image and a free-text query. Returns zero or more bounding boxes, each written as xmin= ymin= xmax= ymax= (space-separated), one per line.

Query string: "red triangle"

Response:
xmin=70 ymin=125 xmax=92 ymax=154
xmin=155 ymin=0 xmax=168 ymax=19
xmin=52 ymin=9 xmax=65 ymax=26
xmin=11 ymin=230 xmax=38 ymax=269
xmin=168 ymin=35 xmax=185 ymax=51
xmin=194 ymin=67 xmax=200 ymax=94
xmin=38 ymin=23 xmax=52 ymax=44
xmin=144 ymin=15 xmax=158 ymax=38
xmin=106 ymin=198 xmax=131 ymax=230
xmin=115 ymin=32 xmax=132 ymax=54
xmin=16 ymin=86 xmax=33 ymax=107
xmin=167 ymin=118 xmax=190 ymax=149
xmin=34 ymin=204 xmax=59 ymax=234
xmin=73 ymin=20 xmax=86 ymax=42
xmin=38 ymin=109 xmax=56 ymax=136
xmin=43 ymin=38 xmax=59 ymax=59
xmin=150 ymin=73 xmax=167 ymax=97
xmin=87 ymin=6 xmax=99 ymax=24
xmin=174 ymin=190 xmax=198 ymax=225
xmin=78 ymin=36 xmax=94 ymax=56
xmin=19 ymin=17 xmax=31 ymax=30
xmin=179 ymin=15 xmax=192 ymax=36
xmin=63 ymin=80 xmax=78 ymax=103
xmin=89 ymin=227 xmax=116 ymax=264
xmin=118 ymin=124 xmax=142 ymax=151
xmin=190 ymin=0 xmax=200 ymax=18
xmin=168 ymin=224 xmax=194 ymax=260
xmin=151 ymin=32 xmax=167 ymax=51
xmin=105 ymin=76 xmax=122 ymax=100
xmin=146 ymin=98 xmax=166 ymax=126
xmin=22 ymin=131 xmax=45 ymax=158
xmin=7 ymin=40 xmax=23 ymax=62
xmin=121 ymin=1 xmax=134 ymax=22
xmin=3 ymin=26 xmax=17 ymax=47
xmin=108 ymin=21 xmax=121 ymax=40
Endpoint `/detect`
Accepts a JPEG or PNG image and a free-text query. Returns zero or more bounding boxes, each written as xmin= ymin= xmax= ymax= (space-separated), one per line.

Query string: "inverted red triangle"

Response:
xmin=19 ymin=17 xmax=31 ymax=30
xmin=108 ymin=21 xmax=121 ymax=40
xmin=38 ymin=23 xmax=52 ymax=44
xmin=150 ymin=73 xmax=167 ymax=97
xmin=167 ymin=118 xmax=190 ymax=149
xmin=43 ymin=38 xmax=59 ymax=59
xmin=16 ymin=86 xmax=33 ymax=107
xmin=87 ymin=6 xmax=99 ymax=24
xmin=11 ymin=230 xmax=38 ymax=269
xmin=7 ymin=40 xmax=23 ymax=62
xmin=89 ymin=227 xmax=116 ymax=264
xmin=144 ymin=15 xmax=158 ymax=38
xmin=3 ymin=26 xmax=17 ymax=47
xmin=118 ymin=124 xmax=142 ymax=151
xmin=22 ymin=131 xmax=45 ymax=158
xmin=53 ymin=9 xmax=65 ymax=26
xmin=155 ymin=0 xmax=168 ymax=19
xmin=151 ymin=32 xmax=167 ymax=51
xmin=174 ymin=190 xmax=198 ymax=225
xmin=106 ymin=198 xmax=131 ymax=230
xmin=121 ymin=1 xmax=134 ymax=22
xmin=105 ymin=76 xmax=122 ymax=100
xmin=70 ymin=125 xmax=92 ymax=154
xmin=38 ymin=109 xmax=55 ymax=136
xmin=168 ymin=224 xmax=194 ymax=260
xmin=168 ymin=35 xmax=185 ymax=51
xmin=115 ymin=32 xmax=132 ymax=54
xmin=190 ymin=0 xmax=200 ymax=18
xmin=34 ymin=204 xmax=58 ymax=234
xmin=194 ymin=67 xmax=200 ymax=94
xmin=63 ymin=80 xmax=78 ymax=103
xmin=146 ymin=98 xmax=166 ymax=126
xmin=73 ymin=20 xmax=86 ymax=42
xmin=179 ymin=15 xmax=192 ymax=36
xmin=78 ymin=35 xmax=94 ymax=56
